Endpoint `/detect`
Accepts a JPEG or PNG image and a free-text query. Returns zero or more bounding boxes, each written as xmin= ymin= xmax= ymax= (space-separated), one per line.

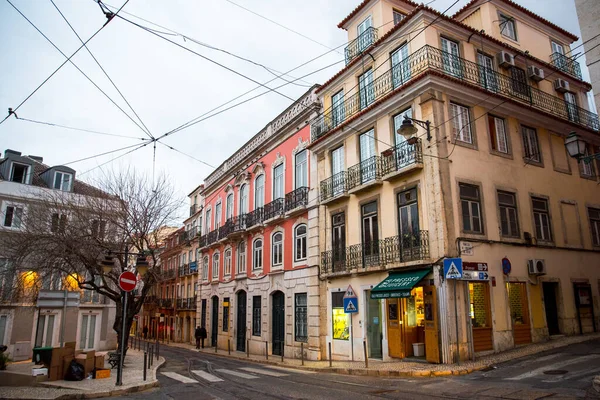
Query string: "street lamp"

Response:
xmin=397 ymin=116 xmax=432 ymax=142
xmin=564 ymin=131 xmax=599 ymax=164
xmin=99 ymin=255 xmax=114 ymax=274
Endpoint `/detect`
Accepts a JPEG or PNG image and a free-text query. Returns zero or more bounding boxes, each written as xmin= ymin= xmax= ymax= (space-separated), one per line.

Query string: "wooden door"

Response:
xmin=386 ymin=299 xmax=403 ymax=358
xmin=508 ymin=282 xmax=532 ymax=345
xmin=469 ymin=282 xmax=493 ymax=352
xmin=424 ymin=285 xmax=440 ymax=363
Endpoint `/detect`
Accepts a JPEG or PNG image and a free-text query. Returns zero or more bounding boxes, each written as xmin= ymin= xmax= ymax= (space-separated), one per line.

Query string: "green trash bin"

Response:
xmin=32 ymin=346 xmax=53 ymax=366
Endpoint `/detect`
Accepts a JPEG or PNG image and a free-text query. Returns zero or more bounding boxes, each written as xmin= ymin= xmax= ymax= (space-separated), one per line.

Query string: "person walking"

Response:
xmin=195 ymin=326 xmax=202 ymax=349
xmin=143 ymin=325 xmax=148 ymax=339
xmin=199 ymin=326 xmax=207 ymax=349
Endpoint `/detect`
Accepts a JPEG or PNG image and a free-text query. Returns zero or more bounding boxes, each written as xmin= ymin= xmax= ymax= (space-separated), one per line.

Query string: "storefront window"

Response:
xmin=332 ymin=292 xmax=349 ymax=340
xmin=507 ymin=283 xmax=526 ymax=325
xmin=469 ymin=282 xmax=489 ymax=328
xmin=406 ymin=287 xmax=425 ymax=327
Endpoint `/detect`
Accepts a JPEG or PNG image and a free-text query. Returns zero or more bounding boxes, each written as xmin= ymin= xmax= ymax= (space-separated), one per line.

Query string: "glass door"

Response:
xmin=366 ymin=293 xmax=382 ymax=358
xmin=331 ymin=146 xmax=345 ymax=196
xmin=35 ymin=314 xmax=56 ymax=348
xmin=361 ymin=202 xmax=380 ymax=265
xmin=79 ymin=314 xmax=97 ymax=350
xmin=359 ymin=130 xmax=376 ymax=183
xmin=564 ymin=92 xmax=579 ymax=123
xmin=332 ymin=213 xmax=346 ymax=272
xmin=441 ymin=38 xmax=461 ymax=77
xmin=397 ymin=189 xmax=419 ymax=260
xmin=393 ymin=108 xmax=413 ymax=168
xmin=391 ymin=44 xmax=410 ymax=88
xmin=477 ymin=52 xmax=497 ymax=91
xmin=359 ymin=69 xmax=374 ymax=110
xmin=357 ymin=16 xmax=373 ymax=52
xmin=331 ymin=90 xmax=345 ymax=128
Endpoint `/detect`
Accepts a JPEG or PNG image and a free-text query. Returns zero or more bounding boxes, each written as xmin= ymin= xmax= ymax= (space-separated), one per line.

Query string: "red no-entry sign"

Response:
xmin=118 ymin=271 xmax=137 ymax=292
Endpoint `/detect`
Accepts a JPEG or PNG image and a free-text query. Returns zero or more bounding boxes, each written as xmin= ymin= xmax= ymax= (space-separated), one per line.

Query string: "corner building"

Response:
xmin=196 ymin=87 xmax=322 ymax=360
xmin=312 ymin=0 xmax=600 ymax=363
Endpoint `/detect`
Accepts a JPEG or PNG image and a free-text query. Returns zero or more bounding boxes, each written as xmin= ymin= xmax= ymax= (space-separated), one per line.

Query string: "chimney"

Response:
xmin=28 ymin=155 xmax=43 ymax=162
xmin=4 ymin=149 xmax=22 ymax=157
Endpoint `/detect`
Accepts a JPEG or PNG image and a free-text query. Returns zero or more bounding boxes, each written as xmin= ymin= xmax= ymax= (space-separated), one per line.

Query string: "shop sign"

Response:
xmin=370 ymin=290 xmax=411 ymax=299
xmin=463 ymin=262 xmax=488 ymax=271
xmin=461 ymin=271 xmax=489 ymax=281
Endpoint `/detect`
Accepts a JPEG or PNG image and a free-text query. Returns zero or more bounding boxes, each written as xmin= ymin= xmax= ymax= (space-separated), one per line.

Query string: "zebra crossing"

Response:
xmin=160 ymin=365 xmax=298 ymax=384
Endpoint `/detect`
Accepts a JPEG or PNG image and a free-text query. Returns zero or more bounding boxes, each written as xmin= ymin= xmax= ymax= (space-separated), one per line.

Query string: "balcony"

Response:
xmin=347 ymin=156 xmax=383 ymax=194
xmin=284 ymin=186 xmax=309 ymax=216
xmin=217 ymin=224 xmax=230 ymax=242
xmin=550 ymin=52 xmax=582 ymax=80
xmin=226 ymin=215 xmax=246 ymax=238
xmin=144 ymin=295 xmax=158 ymax=305
xmin=320 ymin=171 xmax=349 ymax=204
xmin=198 ymin=234 xmax=207 ymax=248
xmin=380 ymin=139 xmax=423 ymax=179
xmin=263 ymin=198 xmax=285 ymax=224
xmin=345 ymin=27 xmax=378 ymax=65
xmin=320 ymin=231 xmax=429 ymax=276
xmin=311 ymin=45 xmax=599 ymax=142
xmin=246 ymin=207 xmax=264 ymax=230
xmin=159 ymin=298 xmax=173 ymax=308
xmin=205 ymin=229 xmax=219 ymax=247
xmin=189 ymin=204 xmax=198 ymax=217
xmin=160 ymin=269 xmax=176 ymax=281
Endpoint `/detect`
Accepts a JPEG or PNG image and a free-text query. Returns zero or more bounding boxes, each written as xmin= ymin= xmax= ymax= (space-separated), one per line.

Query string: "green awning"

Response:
xmin=370 ymin=269 xmax=431 ymax=299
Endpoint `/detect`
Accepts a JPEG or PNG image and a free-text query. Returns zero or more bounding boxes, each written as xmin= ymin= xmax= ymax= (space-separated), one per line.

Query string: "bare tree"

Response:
xmin=0 ymin=169 xmax=183 ymax=351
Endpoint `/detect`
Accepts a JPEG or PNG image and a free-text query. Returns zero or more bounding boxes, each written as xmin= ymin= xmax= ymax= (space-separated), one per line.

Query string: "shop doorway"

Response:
xmin=386 ymin=287 xmax=427 ymax=359
xmin=365 ymin=291 xmax=382 ymax=358
xmin=201 ymin=299 xmax=207 ymax=328
xmin=468 ymin=282 xmax=493 ymax=352
xmin=507 ymin=282 xmax=532 ymax=345
xmin=211 ymin=296 xmax=219 ymax=347
xmin=272 ymin=291 xmax=285 ymax=356
xmin=236 ymin=291 xmax=247 ymax=352
xmin=542 ymin=282 xmax=560 ymax=335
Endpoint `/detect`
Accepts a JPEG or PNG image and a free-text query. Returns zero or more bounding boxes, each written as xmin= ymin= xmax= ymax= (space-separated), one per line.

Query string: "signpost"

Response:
xmin=343 ymin=285 xmax=357 ymax=361
xmin=443 ymin=258 xmax=462 ymax=364
xmin=117 ymin=271 xmax=137 ymax=386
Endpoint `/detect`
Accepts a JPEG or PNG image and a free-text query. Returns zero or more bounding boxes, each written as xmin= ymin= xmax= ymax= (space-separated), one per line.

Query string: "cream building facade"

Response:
xmin=312 ymin=0 xmax=600 ymax=364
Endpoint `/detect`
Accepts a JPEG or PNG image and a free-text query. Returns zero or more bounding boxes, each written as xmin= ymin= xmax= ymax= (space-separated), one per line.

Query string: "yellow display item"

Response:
xmin=332 ymin=308 xmax=349 ymax=340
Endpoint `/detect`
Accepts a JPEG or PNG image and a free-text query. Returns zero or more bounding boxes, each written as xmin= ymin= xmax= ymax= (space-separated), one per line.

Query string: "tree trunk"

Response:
xmin=113 ymin=292 xmax=138 ymax=355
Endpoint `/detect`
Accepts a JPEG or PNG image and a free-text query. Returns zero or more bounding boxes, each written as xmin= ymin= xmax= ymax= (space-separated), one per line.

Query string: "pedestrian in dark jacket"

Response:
xmin=199 ymin=326 xmax=207 ymax=349
xmin=195 ymin=326 xmax=202 ymax=349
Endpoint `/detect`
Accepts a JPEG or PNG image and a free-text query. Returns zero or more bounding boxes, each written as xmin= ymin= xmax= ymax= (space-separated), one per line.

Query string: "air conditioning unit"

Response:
xmin=554 ymin=79 xmax=570 ymax=93
xmin=496 ymin=51 xmax=515 ymax=68
xmin=527 ymin=259 xmax=547 ymax=275
xmin=527 ymin=65 xmax=544 ymax=82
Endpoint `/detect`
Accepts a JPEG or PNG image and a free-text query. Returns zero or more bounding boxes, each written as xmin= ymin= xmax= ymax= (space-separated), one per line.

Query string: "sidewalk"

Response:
xmin=0 ymin=349 xmax=164 ymax=400
xmin=165 ymin=332 xmax=600 ymax=377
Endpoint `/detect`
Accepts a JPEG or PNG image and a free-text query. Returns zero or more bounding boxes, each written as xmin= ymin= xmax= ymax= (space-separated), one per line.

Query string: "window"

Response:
xmin=252 ymin=296 xmax=261 ymax=336
xmin=357 ymin=15 xmax=373 ymax=52
xmin=295 ymin=293 xmax=308 ymax=342
xmin=295 ymin=150 xmax=308 ymax=189
xmin=237 ymin=241 xmax=246 ymax=274
xmin=223 ymin=297 xmax=229 ymax=332
xmin=332 ymin=213 xmax=346 ymax=268
xmin=450 ymin=103 xmax=472 ymax=144
xmin=294 ymin=224 xmax=307 ymax=262
xmin=358 ymin=69 xmax=374 ymax=110
xmin=498 ymin=191 xmax=519 ymax=237
xmin=499 ymin=14 xmax=517 ymax=41
xmin=10 ymin=163 xmax=29 ymax=184
xmin=252 ymin=239 xmax=263 ymax=270
xmin=551 ymin=41 xmax=564 ymax=56
xmin=273 ymin=164 xmax=284 ymax=200
xmin=272 ymin=232 xmax=283 ymax=267
xmin=393 ymin=9 xmax=405 ymax=25
xmin=239 ymin=184 xmax=249 ymax=214
xmin=441 ymin=37 xmax=461 ymax=78
xmin=332 ymin=292 xmax=349 ymax=340
xmin=522 ymin=126 xmax=540 ymax=162
xmin=532 ymin=197 xmax=552 ymax=241
xmin=359 ymin=130 xmax=376 ymax=183
xmin=0 ymin=315 xmax=7 ymax=346
xmin=565 ymin=92 xmax=579 ymax=123
xmin=391 ymin=43 xmax=410 ymax=88
xmin=224 ymin=249 xmax=231 ymax=276
xmin=331 ymin=90 xmax=345 ymax=127
xmin=198 ymin=216 xmax=203 ymax=236
xmin=51 ymin=213 xmax=67 ymax=233
xmin=477 ymin=52 xmax=497 ymax=91
xmin=589 ymin=208 xmax=600 ymax=246
xmin=226 ymin=194 xmax=234 ymax=220
xmin=254 ymin=174 xmax=265 ymax=209
xmin=53 ymin=172 xmax=72 ymax=192
xmin=212 ymin=252 xmax=220 ymax=281
xmin=460 ymin=183 xmax=483 ymax=233
xmin=361 ymin=201 xmax=379 ymax=263
xmin=580 ymin=145 xmax=595 ymax=178
xmin=205 ymin=209 xmax=212 ymax=232
xmin=488 ymin=116 xmax=508 ymax=154
xmin=202 ymin=256 xmax=209 ymax=281
xmin=3 ymin=205 xmax=23 ymax=228
xmin=215 ymin=202 xmax=222 ymax=229
xmin=331 ymin=146 xmax=345 ymax=196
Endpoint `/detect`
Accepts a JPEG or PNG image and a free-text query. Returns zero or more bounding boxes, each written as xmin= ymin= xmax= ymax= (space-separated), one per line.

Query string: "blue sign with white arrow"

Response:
xmin=443 ymin=258 xmax=463 ymax=279
xmin=343 ymin=297 xmax=359 ymax=313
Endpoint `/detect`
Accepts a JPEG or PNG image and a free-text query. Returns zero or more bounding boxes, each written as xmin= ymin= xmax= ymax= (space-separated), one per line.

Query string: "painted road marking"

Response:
xmin=265 ymin=365 xmax=316 ymax=374
xmin=216 ymin=369 xmax=258 ymax=379
xmin=191 ymin=370 xmax=224 ymax=382
xmin=506 ymin=355 xmax=600 ymax=381
xmin=240 ymin=367 xmax=288 ymax=377
xmin=161 ymin=372 xmax=197 ymax=384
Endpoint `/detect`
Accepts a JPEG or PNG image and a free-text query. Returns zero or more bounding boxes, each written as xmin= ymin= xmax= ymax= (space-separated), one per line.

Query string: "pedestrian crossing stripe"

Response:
xmin=216 ymin=369 xmax=258 ymax=379
xmin=240 ymin=367 xmax=288 ymax=377
xmin=191 ymin=370 xmax=223 ymax=382
xmin=161 ymin=372 xmax=197 ymax=383
xmin=445 ymin=262 xmax=461 ymax=279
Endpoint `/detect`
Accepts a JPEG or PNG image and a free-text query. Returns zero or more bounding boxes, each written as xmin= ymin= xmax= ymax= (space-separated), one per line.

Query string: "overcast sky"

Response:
xmin=0 ymin=0 xmax=591 ymax=222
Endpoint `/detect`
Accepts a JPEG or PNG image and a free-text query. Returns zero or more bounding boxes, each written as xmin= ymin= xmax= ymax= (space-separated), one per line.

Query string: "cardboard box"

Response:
xmin=94 ymin=354 xmax=105 ymax=369
xmin=95 ymin=369 xmax=110 ymax=379
xmin=48 ymin=365 xmax=61 ymax=381
xmin=75 ymin=352 xmax=95 ymax=377
xmin=65 ymin=342 xmax=76 ymax=350
xmin=32 ymin=367 xmax=48 ymax=376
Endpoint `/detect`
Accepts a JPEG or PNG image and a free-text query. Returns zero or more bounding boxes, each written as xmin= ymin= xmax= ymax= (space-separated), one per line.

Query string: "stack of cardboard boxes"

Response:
xmin=46 ymin=342 xmax=106 ymax=381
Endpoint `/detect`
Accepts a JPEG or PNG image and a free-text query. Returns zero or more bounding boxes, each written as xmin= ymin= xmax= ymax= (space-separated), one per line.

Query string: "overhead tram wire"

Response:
xmin=1 ymin=0 xmax=149 ymax=137
xmin=156 ymin=141 xmax=216 ymax=168
xmin=51 ymin=0 xmax=155 ymax=139
xmin=62 ymin=142 xmax=148 ymax=166
xmin=14 ymin=117 xmax=149 ymax=140
xmin=79 ymin=141 xmax=152 ymax=176
xmin=0 ymin=0 xmax=132 ymax=127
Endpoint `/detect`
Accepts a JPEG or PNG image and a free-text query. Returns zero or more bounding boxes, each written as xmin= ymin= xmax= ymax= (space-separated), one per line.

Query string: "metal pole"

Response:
xmin=156 ymin=339 xmax=159 ymax=360
xmin=228 ymin=339 xmax=231 ymax=355
xmin=247 ymin=339 xmax=249 ymax=358
xmin=454 ymin=279 xmax=460 ymax=365
xmin=143 ymin=351 xmax=147 ymax=381
xmin=363 ymin=340 xmax=368 ymax=368
xmin=265 ymin=341 xmax=268 ymax=360
xmin=281 ymin=341 xmax=284 ymax=362
xmin=116 ymin=290 xmax=128 ymax=386
xmin=328 ymin=343 xmax=332 ymax=367
xmin=301 ymin=342 xmax=304 ymax=366
xmin=60 ymin=290 xmax=67 ymax=347
xmin=350 ymin=314 xmax=354 ymax=361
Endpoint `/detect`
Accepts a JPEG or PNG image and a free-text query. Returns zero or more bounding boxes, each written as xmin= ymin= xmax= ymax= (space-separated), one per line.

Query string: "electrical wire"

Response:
xmin=14 ymin=116 xmax=149 ymax=140
xmin=79 ymin=141 xmax=152 ymax=176
xmin=62 ymin=142 xmax=147 ymax=166
xmin=0 ymin=0 xmax=131 ymax=127
xmin=50 ymin=0 xmax=154 ymax=140
xmin=156 ymin=141 xmax=216 ymax=168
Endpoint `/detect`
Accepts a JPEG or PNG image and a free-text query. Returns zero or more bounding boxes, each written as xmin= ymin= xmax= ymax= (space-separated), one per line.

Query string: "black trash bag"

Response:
xmin=65 ymin=360 xmax=85 ymax=381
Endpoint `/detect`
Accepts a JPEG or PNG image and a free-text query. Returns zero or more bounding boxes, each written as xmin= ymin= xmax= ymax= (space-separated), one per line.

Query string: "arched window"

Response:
xmin=224 ymin=248 xmax=232 ymax=276
xmin=239 ymin=184 xmax=249 ymax=215
xmin=226 ymin=193 xmax=234 ymax=220
xmin=294 ymin=224 xmax=307 ymax=262
xmin=202 ymin=256 xmax=209 ymax=281
xmin=237 ymin=241 xmax=246 ymax=274
xmin=254 ymin=174 xmax=265 ymax=209
xmin=212 ymin=252 xmax=220 ymax=281
xmin=272 ymin=232 xmax=283 ymax=267
xmin=252 ymin=239 xmax=263 ymax=270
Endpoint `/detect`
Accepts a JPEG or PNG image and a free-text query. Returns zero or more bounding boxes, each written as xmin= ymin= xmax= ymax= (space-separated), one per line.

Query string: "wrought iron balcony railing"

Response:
xmin=284 ymin=186 xmax=309 ymax=211
xmin=144 ymin=295 xmax=158 ymax=305
xmin=380 ymin=139 xmax=423 ymax=175
xmin=189 ymin=204 xmax=198 ymax=217
xmin=160 ymin=269 xmax=176 ymax=281
xmin=320 ymin=230 xmax=429 ymax=275
xmin=217 ymin=223 xmax=230 ymax=240
xmin=345 ymin=27 xmax=378 ymax=65
xmin=264 ymin=198 xmax=285 ymax=221
xmin=246 ymin=207 xmax=264 ymax=228
xmin=206 ymin=229 xmax=219 ymax=246
xmin=550 ymin=52 xmax=582 ymax=80
xmin=311 ymin=45 xmax=599 ymax=142
xmin=198 ymin=234 xmax=207 ymax=248
xmin=159 ymin=298 xmax=173 ymax=308
xmin=347 ymin=156 xmax=382 ymax=190
xmin=320 ymin=171 xmax=348 ymax=202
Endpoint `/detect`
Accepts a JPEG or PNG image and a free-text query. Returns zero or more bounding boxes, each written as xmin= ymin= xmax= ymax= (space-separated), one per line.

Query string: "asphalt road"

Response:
xmin=112 ymin=340 xmax=600 ymax=399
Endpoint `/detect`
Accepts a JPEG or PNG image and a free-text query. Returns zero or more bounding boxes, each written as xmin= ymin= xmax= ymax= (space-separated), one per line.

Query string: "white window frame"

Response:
xmin=239 ymin=184 xmax=249 ymax=214
xmin=499 ymin=13 xmax=517 ymax=41
xmin=226 ymin=194 xmax=234 ymax=220
xmin=2 ymin=203 xmax=24 ymax=229
xmin=224 ymin=248 xmax=232 ymax=277
xmin=532 ymin=197 xmax=552 ymax=242
xmin=202 ymin=256 xmax=209 ymax=282
xmin=294 ymin=224 xmax=307 ymax=262
xmin=237 ymin=241 xmax=246 ymax=274
xmin=254 ymin=175 xmax=265 ymax=209
xmin=9 ymin=162 xmax=30 ymax=184
xmin=215 ymin=201 xmax=222 ymax=229
xmin=450 ymin=103 xmax=473 ymax=144
xmin=271 ymin=231 xmax=283 ymax=268
xmin=53 ymin=171 xmax=72 ymax=192
xmin=273 ymin=164 xmax=284 ymax=200
xmin=212 ymin=252 xmax=220 ymax=281
xmin=489 ymin=115 xmax=508 ymax=154
xmin=252 ymin=239 xmax=263 ymax=271
xmin=294 ymin=150 xmax=308 ymax=189
xmin=77 ymin=312 xmax=100 ymax=351
xmin=522 ymin=126 xmax=541 ymax=162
